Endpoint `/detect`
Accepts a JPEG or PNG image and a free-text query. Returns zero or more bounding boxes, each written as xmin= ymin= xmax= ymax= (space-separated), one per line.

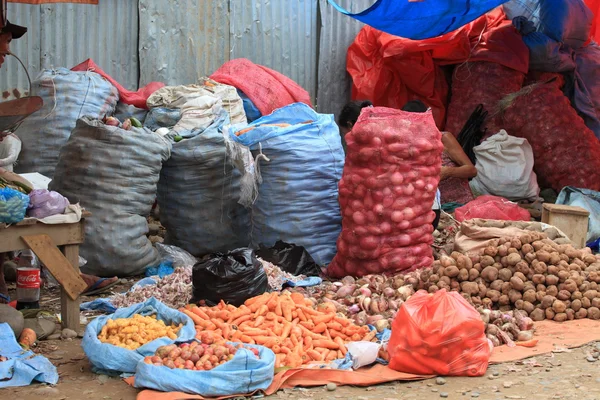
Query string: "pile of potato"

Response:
xmin=417 ymin=231 xmax=600 ymax=322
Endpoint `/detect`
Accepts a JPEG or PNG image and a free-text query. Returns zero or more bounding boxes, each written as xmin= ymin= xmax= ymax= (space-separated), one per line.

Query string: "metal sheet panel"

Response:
xmin=229 ymin=0 xmax=318 ymax=101
xmin=1 ymin=4 xmax=41 ymax=99
xmin=138 ymin=0 xmax=230 ymax=86
xmin=317 ymin=0 xmax=372 ymax=116
xmin=40 ymin=0 xmax=139 ymax=90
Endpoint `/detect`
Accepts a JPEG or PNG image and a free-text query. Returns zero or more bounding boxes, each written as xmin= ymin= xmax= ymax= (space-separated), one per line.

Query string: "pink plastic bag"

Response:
xmin=328 ymin=107 xmax=443 ymax=278
xmin=27 ymin=189 xmax=69 ymax=219
xmin=454 ymin=195 xmax=530 ymax=222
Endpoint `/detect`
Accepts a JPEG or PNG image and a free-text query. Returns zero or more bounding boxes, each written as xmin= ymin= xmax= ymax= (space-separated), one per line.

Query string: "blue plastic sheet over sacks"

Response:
xmin=82 ymin=298 xmax=195 ymax=375
xmin=573 ymin=43 xmax=600 ymax=139
xmin=231 ymin=103 xmax=344 ymax=266
xmin=327 ymin=0 xmax=509 ymax=40
xmin=556 ymin=186 xmax=600 ymax=244
xmin=0 ymin=323 xmax=58 ymax=388
xmin=134 ymin=343 xmax=275 ymax=396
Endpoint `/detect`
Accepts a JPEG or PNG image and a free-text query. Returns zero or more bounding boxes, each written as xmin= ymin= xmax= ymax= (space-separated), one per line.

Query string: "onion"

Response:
xmin=341 ymin=276 xmax=356 ymax=285
xmin=355 ymin=311 xmax=368 ymax=326
xmin=374 ymin=319 xmax=390 ymax=332
xmin=336 ymin=285 xmax=356 ymax=298
xmin=361 ymin=297 xmax=372 ymax=312
xmin=388 ymin=300 xmax=400 ymax=311
xmin=367 ymin=315 xmax=384 ymax=325
xmin=370 ymin=299 xmax=380 ymax=314
xmin=397 ymin=285 xmax=414 ymax=300
xmin=359 ymin=286 xmax=372 ymax=297
xmin=382 ymin=287 xmax=395 ymax=298
xmin=348 ymin=304 xmax=360 ymax=314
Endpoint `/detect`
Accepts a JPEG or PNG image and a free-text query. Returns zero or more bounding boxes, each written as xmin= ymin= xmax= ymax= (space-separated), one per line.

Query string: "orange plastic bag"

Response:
xmin=388 ymin=290 xmax=491 ymax=377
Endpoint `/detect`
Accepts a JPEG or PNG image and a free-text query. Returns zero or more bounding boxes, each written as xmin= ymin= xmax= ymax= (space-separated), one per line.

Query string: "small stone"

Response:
xmin=326 ymin=383 xmax=337 ymax=392
xmin=586 ymin=355 xmax=597 ymax=363
xmin=34 ymin=387 xmax=60 ymax=396
xmin=120 ymin=278 xmax=128 ymax=284
xmin=97 ymin=374 xmax=109 ymax=385
xmin=471 ymin=392 xmax=480 ymax=398
xmin=575 ymin=384 xmax=580 ymax=389
xmin=503 ymin=382 xmax=513 ymax=388
xmin=492 ymin=371 xmax=500 ymax=376
xmin=61 ymin=328 xmax=78 ymax=340
xmin=436 ymin=378 xmax=447 ymax=385
xmin=428 ymin=383 xmax=434 ymax=387
xmin=432 ymin=389 xmax=439 ymax=393
xmin=440 ymin=393 xmax=449 ymax=398
xmin=46 ymin=333 xmax=61 ymax=341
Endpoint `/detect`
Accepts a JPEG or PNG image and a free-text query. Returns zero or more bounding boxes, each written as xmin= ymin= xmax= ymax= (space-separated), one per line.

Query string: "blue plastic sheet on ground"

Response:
xmin=134 ymin=343 xmax=275 ymax=396
xmin=556 ymin=186 xmax=600 ymax=243
xmin=230 ymin=103 xmax=344 ymax=266
xmin=327 ymin=0 xmax=509 ymax=40
xmin=82 ymin=298 xmax=195 ymax=375
xmin=0 ymin=323 xmax=59 ymax=388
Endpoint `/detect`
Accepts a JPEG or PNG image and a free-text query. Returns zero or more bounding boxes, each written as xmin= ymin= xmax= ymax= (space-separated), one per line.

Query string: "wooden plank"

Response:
xmin=542 ymin=203 xmax=590 ymax=216
xmin=61 ymin=245 xmax=81 ymax=331
xmin=0 ymin=222 xmax=85 ymax=253
xmin=21 ymin=235 xmax=86 ymax=301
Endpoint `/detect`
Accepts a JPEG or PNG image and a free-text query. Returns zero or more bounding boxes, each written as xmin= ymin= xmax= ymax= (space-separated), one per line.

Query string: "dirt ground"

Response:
xmin=5 ymin=338 xmax=600 ymax=400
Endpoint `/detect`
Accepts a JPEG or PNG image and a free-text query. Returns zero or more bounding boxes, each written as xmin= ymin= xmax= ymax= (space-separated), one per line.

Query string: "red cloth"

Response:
xmin=210 ymin=58 xmax=313 ymax=116
xmin=586 ymin=0 xmax=600 ymax=43
xmin=71 ymin=59 xmax=164 ymax=110
xmin=347 ymin=9 xmax=529 ymax=129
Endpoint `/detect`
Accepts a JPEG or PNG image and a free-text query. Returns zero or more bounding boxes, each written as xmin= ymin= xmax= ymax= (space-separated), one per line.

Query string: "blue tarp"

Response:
xmin=327 ymin=0 xmax=509 ymax=40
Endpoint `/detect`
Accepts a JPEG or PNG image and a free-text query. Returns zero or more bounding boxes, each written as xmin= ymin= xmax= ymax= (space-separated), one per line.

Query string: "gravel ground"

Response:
xmin=5 ymin=339 xmax=600 ymax=400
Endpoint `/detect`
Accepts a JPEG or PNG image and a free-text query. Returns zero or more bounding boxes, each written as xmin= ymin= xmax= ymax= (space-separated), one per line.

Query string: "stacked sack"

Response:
xmin=499 ymin=82 xmax=600 ymax=192
xmin=149 ymin=85 xmax=250 ymax=257
xmin=328 ymin=107 xmax=443 ymax=277
xmin=230 ymin=103 xmax=344 ymax=266
xmin=50 ymin=117 xmax=171 ymax=277
xmin=15 ymin=68 xmax=119 ymax=178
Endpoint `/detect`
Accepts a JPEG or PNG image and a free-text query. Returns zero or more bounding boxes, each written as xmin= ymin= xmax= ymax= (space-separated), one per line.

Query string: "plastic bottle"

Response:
xmin=16 ymin=249 xmax=40 ymax=310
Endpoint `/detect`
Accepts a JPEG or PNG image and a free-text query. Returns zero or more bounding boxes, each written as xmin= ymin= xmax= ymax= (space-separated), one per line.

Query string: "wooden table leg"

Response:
xmin=60 ymin=244 xmax=81 ymax=331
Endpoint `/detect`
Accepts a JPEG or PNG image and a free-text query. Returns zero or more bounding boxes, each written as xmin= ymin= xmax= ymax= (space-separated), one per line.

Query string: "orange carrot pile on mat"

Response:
xmin=180 ymin=292 xmax=376 ymax=368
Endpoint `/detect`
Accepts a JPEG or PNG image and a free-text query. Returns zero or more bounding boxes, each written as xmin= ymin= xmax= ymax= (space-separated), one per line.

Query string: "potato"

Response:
xmin=478 ymin=283 xmax=487 ymax=297
xmin=499 ymin=268 xmax=513 ymax=282
xmin=501 ymin=282 xmax=511 ymax=295
xmin=520 ymin=233 xmax=533 ymax=244
xmin=439 ymin=276 xmax=451 ymax=286
xmin=482 ymin=298 xmax=493 ymax=308
xmin=584 ymin=290 xmax=599 ymax=300
xmin=541 ymin=295 xmax=556 ymax=309
xmin=535 ymin=250 xmax=551 ymax=263
xmin=546 ymin=275 xmax=559 ymax=286
xmin=575 ymin=308 xmax=588 ymax=319
xmin=588 ymin=307 xmax=600 ymax=320
xmin=592 ymin=298 xmax=600 ymax=309
xmin=484 ymin=246 xmax=499 ymax=257
xmin=514 ymin=299 xmax=524 ymax=310
xmin=582 ymin=297 xmax=592 ymax=308
xmin=552 ymin=300 xmax=567 ymax=313
xmin=499 ymin=295 xmax=510 ymax=306
xmin=569 ymin=263 xmax=582 ymax=272
xmin=553 ymin=312 xmax=568 ymax=322
xmin=566 ymin=308 xmax=575 ymax=320
xmin=565 ymin=247 xmax=581 ymax=260
xmin=525 ymin=252 xmax=537 ymax=263
xmin=450 ymin=281 xmax=460 ymax=290
xmin=497 ymin=245 xmax=508 ymax=257
xmin=562 ymin=279 xmax=578 ymax=293
xmin=460 ymin=282 xmax=479 ymax=296
xmin=522 ymin=290 xmax=536 ymax=303
xmin=579 ymin=282 xmax=590 ymax=292
xmin=533 ymin=261 xmax=548 ymax=274
xmin=510 ymin=276 xmax=524 ymax=291
xmin=545 ymin=308 xmax=556 ymax=320
xmin=521 ymin=243 xmax=534 ymax=254
xmin=480 ymin=255 xmax=495 ymax=268
xmin=481 ymin=266 xmax=498 ymax=283
xmin=510 ymin=238 xmax=523 ymax=250
xmin=486 ymin=289 xmax=501 ymax=303
xmin=532 ymin=241 xmax=545 ymax=251
xmin=506 ymin=253 xmax=522 ymax=266
xmin=515 ymin=261 xmax=531 ymax=276
xmin=591 ymin=282 xmax=599 ymax=291
xmin=428 ymin=285 xmax=439 ymax=293
xmin=546 ymin=285 xmax=558 ymax=297
xmin=589 ymin=271 xmax=600 ymax=283
xmin=557 ymin=270 xmax=570 ymax=283
xmin=509 ymin=289 xmax=522 ymax=304
xmin=473 ymin=263 xmax=482 ymax=272
xmin=571 ymin=291 xmax=583 ymax=301
xmin=530 ymin=308 xmax=545 ymax=321
xmin=443 ymin=266 xmax=459 ymax=278
xmin=489 ymin=279 xmax=503 ymax=291
xmin=523 ymin=282 xmax=536 ymax=293
xmin=584 ymin=254 xmax=597 ymax=264
xmin=469 ymin=268 xmax=480 ymax=281
xmin=547 ymin=265 xmax=559 ymax=276
xmin=523 ymin=301 xmax=535 ymax=314
xmin=557 ymin=290 xmax=571 ymax=301
xmin=456 ymin=255 xmax=473 ymax=270
xmin=450 ymin=251 xmax=462 ymax=261
xmin=536 ymin=291 xmax=546 ymax=302
xmin=532 ymin=274 xmax=546 ymax=285
xmin=549 ymin=252 xmax=562 ymax=266
xmin=457 ymin=268 xmax=469 ymax=282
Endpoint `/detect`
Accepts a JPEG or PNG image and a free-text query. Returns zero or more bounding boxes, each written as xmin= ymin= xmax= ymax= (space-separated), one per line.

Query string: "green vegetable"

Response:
xmin=174 ymin=135 xmax=183 ymax=142
xmin=130 ymin=117 xmax=143 ymax=128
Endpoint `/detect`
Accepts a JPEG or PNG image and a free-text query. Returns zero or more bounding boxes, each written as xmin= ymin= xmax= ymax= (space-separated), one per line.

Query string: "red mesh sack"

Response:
xmin=328 ymin=107 xmax=443 ymax=278
xmin=210 ymin=58 xmax=313 ymax=116
xmin=499 ymin=83 xmax=600 ymax=192
xmin=445 ymin=62 xmax=525 ymax=137
xmin=71 ymin=59 xmax=164 ymax=110
xmin=454 ymin=195 xmax=530 ymax=222
xmin=524 ymin=71 xmax=565 ymax=89
xmin=388 ymin=289 xmax=491 ymax=376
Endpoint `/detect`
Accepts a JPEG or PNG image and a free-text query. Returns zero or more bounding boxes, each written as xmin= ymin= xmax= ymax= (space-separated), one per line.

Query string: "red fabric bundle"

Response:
xmin=500 ymin=83 xmax=600 ymax=192
xmin=388 ymin=290 xmax=491 ymax=377
xmin=454 ymin=195 xmax=531 ymax=222
xmin=328 ymin=107 xmax=443 ymax=278
xmin=210 ymin=58 xmax=313 ymax=116
xmin=71 ymin=59 xmax=164 ymax=110
xmin=445 ymin=62 xmax=525 ymax=136
xmin=347 ymin=9 xmax=529 ymax=129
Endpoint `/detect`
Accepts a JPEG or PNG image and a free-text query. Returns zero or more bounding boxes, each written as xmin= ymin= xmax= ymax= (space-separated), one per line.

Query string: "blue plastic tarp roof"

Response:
xmin=328 ymin=0 xmax=510 ymax=40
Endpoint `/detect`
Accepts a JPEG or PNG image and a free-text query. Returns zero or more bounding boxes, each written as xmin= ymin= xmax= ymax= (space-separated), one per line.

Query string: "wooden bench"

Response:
xmin=0 ymin=212 xmax=90 ymax=330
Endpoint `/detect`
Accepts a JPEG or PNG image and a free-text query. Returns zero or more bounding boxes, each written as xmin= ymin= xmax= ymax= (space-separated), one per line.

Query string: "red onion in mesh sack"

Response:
xmin=27 ymin=189 xmax=70 ymax=219
xmin=328 ymin=107 xmax=443 ymax=278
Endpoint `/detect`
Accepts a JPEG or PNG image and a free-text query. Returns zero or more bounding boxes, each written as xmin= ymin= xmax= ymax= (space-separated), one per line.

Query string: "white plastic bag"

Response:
xmin=470 ymin=130 xmax=540 ymax=201
xmin=0 ymin=134 xmax=21 ymax=172
xmin=345 ymin=341 xmax=381 ymax=370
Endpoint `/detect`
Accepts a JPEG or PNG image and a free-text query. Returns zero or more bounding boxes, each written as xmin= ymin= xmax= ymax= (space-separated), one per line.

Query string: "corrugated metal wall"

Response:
xmin=3 ymin=0 xmax=366 ymax=114
xmin=1 ymin=0 xmax=138 ymax=99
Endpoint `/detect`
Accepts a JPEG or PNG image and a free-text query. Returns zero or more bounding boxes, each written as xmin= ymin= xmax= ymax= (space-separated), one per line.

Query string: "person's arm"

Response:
xmin=440 ymin=132 xmax=477 ymax=180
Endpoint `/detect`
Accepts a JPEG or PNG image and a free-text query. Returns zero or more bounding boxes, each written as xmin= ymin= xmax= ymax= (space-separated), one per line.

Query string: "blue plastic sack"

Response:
xmin=539 ymin=0 xmax=593 ymax=50
xmin=145 ymin=261 xmax=175 ymax=278
xmin=82 ymin=298 xmax=196 ymax=375
xmin=231 ymin=103 xmax=344 ymax=266
xmin=134 ymin=343 xmax=275 ymax=396
xmin=237 ymin=89 xmax=262 ymax=123
xmin=157 ymin=109 xmax=250 ymax=257
xmin=0 ymin=187 xmax=30 ymax=224
xmin=143 ymin=107 xmax=182 ymax=131
xmin=0 ymin=323 xmax=58 ymax=388
xmin=556 ymin=186 xmax=599 ymax=243
xmin=573 ymin=43 xmax=600 ymax=139
xmin=327 ymin=0 xmax=509 ymax=40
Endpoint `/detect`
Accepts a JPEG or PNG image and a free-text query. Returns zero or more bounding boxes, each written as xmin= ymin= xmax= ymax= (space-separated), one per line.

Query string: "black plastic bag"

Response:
xmin=192 ymin=248 xmax=268 ymax=307
xmin=256 ymin=241 xmax=321 ymax=277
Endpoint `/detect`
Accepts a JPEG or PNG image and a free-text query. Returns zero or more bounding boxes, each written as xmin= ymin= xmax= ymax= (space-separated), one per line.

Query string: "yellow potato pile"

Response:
xmin=98 ymin=314 xmax=182 ymax=350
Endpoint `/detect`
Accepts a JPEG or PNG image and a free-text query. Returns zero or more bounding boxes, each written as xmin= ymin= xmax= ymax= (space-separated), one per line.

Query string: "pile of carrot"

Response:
xmin=180 ymin=291 xmax=377 ymax=368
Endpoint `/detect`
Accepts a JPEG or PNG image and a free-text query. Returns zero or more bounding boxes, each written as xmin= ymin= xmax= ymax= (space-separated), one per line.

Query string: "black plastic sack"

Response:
xmin=256 ymin=241 xmax=321 ymax=277
xmin=192 ymin=248 xmax=268 ymax=307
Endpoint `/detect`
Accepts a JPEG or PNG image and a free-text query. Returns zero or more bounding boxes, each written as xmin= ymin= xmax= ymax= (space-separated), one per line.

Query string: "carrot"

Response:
xmin=241 ymin=328 xmax=270 ymax=336
xmin=253 ymin=316 xmax=265 ymax=328
xmin=211 ymin=318 xmax=226 ymax=330
xmin=290 ymin=333 xmax=299 ymax=347
xmin=233 ymin=314 xmax=252 ymax=326
xmin=327 ymin=322 xmax=343 ymax=331
xmin=311 ymin=314 xmax=335 ymax=325
xmin=228 ymin=306 xmax=251 ymax=322
xmin=313 ymin=322 xmax=327 ymax=334
xmin=275 ymin=301 xmax=283 ymax=317
xmin=191 ymin=307 xmax=210 ymax=321
xmin=325 ymin=350 xmax=338 ymax=361
xmin=253 ymin=336 xmax=275 ymax=346
xmin=182 ymin=309 xmax=205 ymax=326
xmin=275 ymin=353 xmax=286 ymax=368
xmin=265 ymin=312 xmax=277 ymax=321
xmin=239 ymin=335 xmax=255 ymax=344
xmin=232 ymin=329 xmax=243 ymax=340
xmin=516 ymin=339 xmax=539 ymax=347
xmin=273 ymin=321 xmax=282 ymax=336
xmin=329 ymin=329 xmax=348 ymax=340
xmin=300 ymin=321 xmax=315 ymax=330
xmin=281 ymin=322 xmax=292 ymax=340
xmin=215 ymin=310 xmax=230 ymax=321
xmin=333 ymin=317 xmax=351 ymax=327
xmin=281 ymin=301 xmax=293 ymax=322
xmin=248 ymin=294 xmax=270 ymax=312
xmin=363 ymin=330 xmax=377 ymax=342
xmin=290 ymin=292 xmax=305 ymax=306
xmin=317 ymin=302 xmax=337 ymax=314
xmin=254 ymin=304 xmax=268 ymax=318
xmin=296 ymin=308 xmax=308 ymax=322
xmin=222 ymin=325 xmax=231 ymax=340
xmin=334 ymin=336 xmax=347 ymax=356
xmin=272 ymin=344 xmax=281 ymax=354
xmin=307 ymin=349 xmax=323 ymax=361
xmin=303 ymin=335 xmax=313 ymax=349
xmin=312 ymin=339 xmax=339 ymax=350
xmin=279 ymin=346 xmax=291 ymax=354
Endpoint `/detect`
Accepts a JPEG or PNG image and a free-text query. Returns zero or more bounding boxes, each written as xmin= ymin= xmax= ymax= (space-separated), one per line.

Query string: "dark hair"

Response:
xmin=402 ymin=100 xmax=428 ymax=113
xmin=338 ymin=100 xmax=373 ymax=129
